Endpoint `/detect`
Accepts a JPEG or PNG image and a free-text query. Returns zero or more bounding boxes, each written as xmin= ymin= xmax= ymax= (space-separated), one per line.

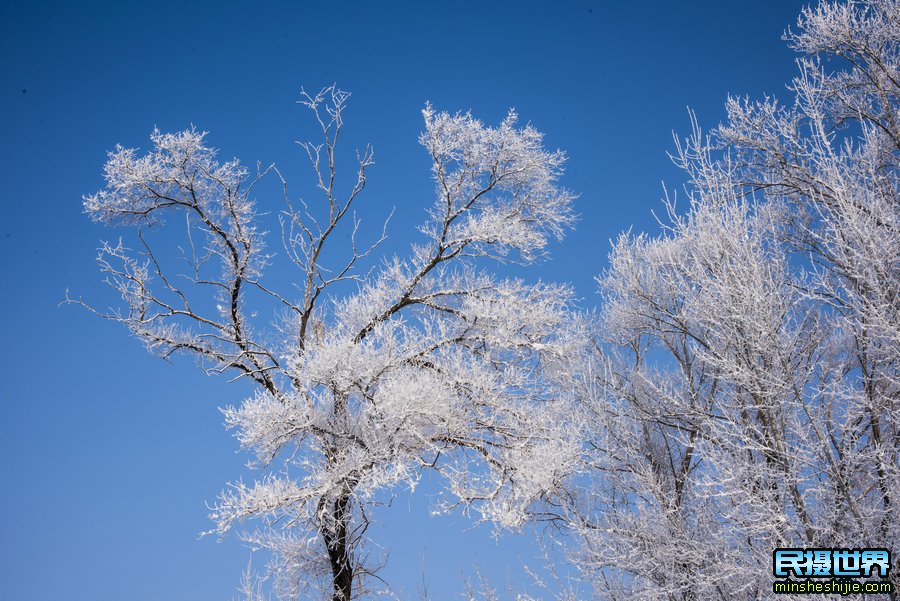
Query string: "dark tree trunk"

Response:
xmin=323 ymin=494 xmax=353 ymax=601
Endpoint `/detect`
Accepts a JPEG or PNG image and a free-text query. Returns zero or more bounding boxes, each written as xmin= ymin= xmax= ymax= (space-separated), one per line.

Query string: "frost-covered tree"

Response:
xmin=78 ymin=87 xmax=586 ymax=600
xmin=570 ymin=0 xmax=900 ymax=598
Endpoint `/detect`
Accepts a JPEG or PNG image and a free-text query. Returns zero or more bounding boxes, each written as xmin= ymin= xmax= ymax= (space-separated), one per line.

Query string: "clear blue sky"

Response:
xmin=1 ymin=1 xmax=808 ymax=599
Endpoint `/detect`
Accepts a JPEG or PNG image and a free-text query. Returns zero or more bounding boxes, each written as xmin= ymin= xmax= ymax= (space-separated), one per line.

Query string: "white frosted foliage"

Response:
xmin=81 ymin=85 xmax=585 ymax=600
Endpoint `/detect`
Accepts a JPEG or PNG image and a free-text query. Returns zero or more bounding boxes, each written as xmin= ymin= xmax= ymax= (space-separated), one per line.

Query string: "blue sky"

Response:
xmin=1 ymin=1 xmax=809 ymax=599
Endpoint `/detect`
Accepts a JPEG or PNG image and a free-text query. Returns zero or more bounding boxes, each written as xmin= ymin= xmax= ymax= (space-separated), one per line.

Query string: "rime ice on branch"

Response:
xmin=571 ymin=1 xmax=900 ymax=598
xmin=80 ymin=86 xmax=586 ymax=600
